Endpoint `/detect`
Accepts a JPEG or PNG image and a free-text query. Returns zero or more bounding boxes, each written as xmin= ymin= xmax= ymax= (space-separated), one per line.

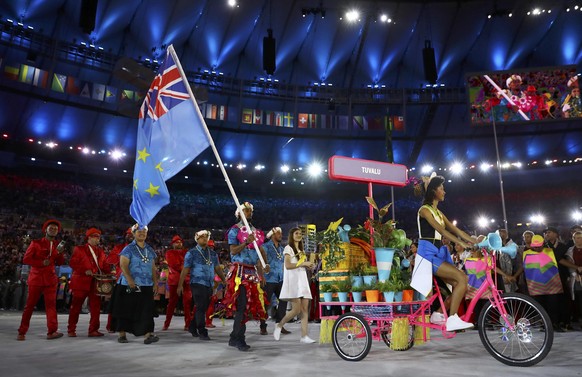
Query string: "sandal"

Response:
xmin=118 ymin=336 xmax=128 ymax=343
xmin=144 ymin=335 xmax=159 ymax=344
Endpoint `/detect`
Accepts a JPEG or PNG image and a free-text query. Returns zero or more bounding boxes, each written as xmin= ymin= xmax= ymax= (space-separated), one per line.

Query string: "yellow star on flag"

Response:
xmin=145 ymin=182 xmax=161 ymax=198
xmin=137 ymin=148 xmax=151 ymax=163
xmin=155 ymin=162 xmax=164 ymax=172
xmin=133 ymin=179 xmax=138 ymax=189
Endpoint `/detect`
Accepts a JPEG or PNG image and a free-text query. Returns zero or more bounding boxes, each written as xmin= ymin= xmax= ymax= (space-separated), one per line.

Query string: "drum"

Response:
xmin=94 ymin=274 xmax=116 ymax=297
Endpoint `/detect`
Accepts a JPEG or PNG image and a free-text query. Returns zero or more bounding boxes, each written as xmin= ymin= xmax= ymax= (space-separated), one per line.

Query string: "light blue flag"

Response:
xmin=130 ymin=47 xmax=211 ymax=227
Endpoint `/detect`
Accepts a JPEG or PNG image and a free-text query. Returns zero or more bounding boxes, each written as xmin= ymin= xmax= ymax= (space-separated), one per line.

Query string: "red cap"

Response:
xmin=527 ymin=85 xmax=536 ymax=92
xmin=171 ymin=235 xmax=183 ymax=245
xmin=42 ymin=219 xmax=62 ymax=233
xmin=208 ymin=239 xmax=215 ymax=247
xmin=86 ymin=228 xmax=101 ymax=237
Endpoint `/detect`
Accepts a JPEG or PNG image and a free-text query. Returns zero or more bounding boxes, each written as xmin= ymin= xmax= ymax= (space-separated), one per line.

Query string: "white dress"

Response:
xmin=279 ymin=245 xmax=312 ymax=300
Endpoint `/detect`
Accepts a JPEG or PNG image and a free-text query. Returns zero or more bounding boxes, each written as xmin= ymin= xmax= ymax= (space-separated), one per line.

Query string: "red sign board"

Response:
xmin=328 ymin=156 xmax=408 ymax=186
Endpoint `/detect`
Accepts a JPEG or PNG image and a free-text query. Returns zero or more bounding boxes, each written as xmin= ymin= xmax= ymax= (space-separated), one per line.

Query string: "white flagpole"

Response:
xmin=483 ymin=75 xmax=529 ymax=121
xmin=168 ymin=45 xmax=266 ymax=268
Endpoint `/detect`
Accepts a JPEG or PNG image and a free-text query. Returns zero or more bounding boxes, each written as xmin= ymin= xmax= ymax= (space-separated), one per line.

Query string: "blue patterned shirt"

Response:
xmin=228 ymin=223 xmax=259 ymax=265
xmin=118 ymin=241 xmax=155 ymax=287
xmin=263 ymin=240 xmax=284 ymax=283
xmin=184 ymin=245 xmax=219 ymax=287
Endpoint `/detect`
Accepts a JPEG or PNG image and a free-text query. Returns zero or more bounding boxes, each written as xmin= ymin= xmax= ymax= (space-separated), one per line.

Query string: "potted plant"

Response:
xmin=350 ymin=281 xmax=365 ymax=302
xmin=364 ymin=281 xmax=380 ymax=303
xmin=399 ymin=270 xmax=414 ymax=302
xmin=320 ymin=283 xmax=337 ymax=310
xmin=318 ymin=218 xmax=346 ymax=271
xmin=334 ymin=279 xmax=352 ymax=308
xmin=362 ymin=265 xmax=378 ymax=285
xmin=349 ymin=262 xmax=365 ymax=288
xmin=377 ymin=279 xmax=397 ymax=303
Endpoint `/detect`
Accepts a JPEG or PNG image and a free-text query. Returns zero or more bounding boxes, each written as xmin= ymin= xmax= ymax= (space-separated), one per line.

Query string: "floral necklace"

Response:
xmin=196 ymin=245 xmax=212 ymax=265
xmin=273 ymin=242 xmax=283 ymax=260
xmin=135 ymin=243 xmax=150 ymax=263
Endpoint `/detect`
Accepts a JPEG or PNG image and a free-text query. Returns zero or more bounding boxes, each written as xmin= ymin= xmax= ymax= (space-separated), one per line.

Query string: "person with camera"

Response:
xmin=110 ymin=224 xmax=159 ymax=344
xmin=17 ymin=219 xmax=67 ymax=341
xmin=67 ymin=227 xmax=110 ymax=337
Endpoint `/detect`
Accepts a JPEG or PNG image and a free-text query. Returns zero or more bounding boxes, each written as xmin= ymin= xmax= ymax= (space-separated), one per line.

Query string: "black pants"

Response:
xmin=230 ymin=285 xmax=247 ymax=344
xmin=533 ymin=294 xmax=562 ymax=325
xmin=189 ymin=283 xmax=212 ymax=336
xmin=260 ymin=281 xmax=287 ymax=328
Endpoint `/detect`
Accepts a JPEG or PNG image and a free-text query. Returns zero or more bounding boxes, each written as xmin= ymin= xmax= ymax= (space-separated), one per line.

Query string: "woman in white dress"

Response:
xmin=273 ymin=227 xmax=316 ymax=344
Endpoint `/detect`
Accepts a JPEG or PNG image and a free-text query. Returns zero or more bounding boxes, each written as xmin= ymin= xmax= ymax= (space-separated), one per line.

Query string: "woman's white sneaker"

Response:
xmin=430 ymin=311 xmax=446 ymax=325
xmin=300 ymin=336 xmax=316 ymax=344
xmin=273 ymin=325 xmax=282 ymax=341
xmin=445 ymin=314 xmax=474 ymax=331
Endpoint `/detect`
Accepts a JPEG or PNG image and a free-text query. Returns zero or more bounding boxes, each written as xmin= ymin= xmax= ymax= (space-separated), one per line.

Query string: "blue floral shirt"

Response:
xmin=228 ymin=223 xmax=259 ymax=265
xmin=263 ymin=240 xmax=284 ymax=283
xmin=118 ymin=241 xmax=155 ymax=287
xmin=184 ymin=245 xmax=219 ymax=288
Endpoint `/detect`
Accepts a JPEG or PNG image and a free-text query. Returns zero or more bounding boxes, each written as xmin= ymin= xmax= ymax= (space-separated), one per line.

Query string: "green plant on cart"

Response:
xmin=349 ymin=262 xmax=366 ymax=277
xmin=333 ymin=279 xmax=352 ymax=292
xmin=350 ymin=283 xmax=365 ymax=292
xmin=317 ymin=218 xmax=346 ymax=271
xmin=362 ymin=265 xmax=378 ymax=276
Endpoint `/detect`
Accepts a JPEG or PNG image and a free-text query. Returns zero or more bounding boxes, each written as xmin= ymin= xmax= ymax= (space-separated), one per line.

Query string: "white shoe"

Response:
xmin=300 ymin=336 xmax=316 ymax=344
xmin=273 ymin=325 xmax=282 ymax=341
xmin=445 ymin=314 xmax=474 ymax=331
xmin=430 ymin=311 xmax=446 ymax=325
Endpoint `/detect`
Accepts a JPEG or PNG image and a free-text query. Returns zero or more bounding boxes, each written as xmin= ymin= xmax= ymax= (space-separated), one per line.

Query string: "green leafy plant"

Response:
xmin=377 ymin=279 xmax=397 ymax=292
xmin=363 ymin=281 xmax=379 ymax=291
xmin=319 ymin=284 xmax=334 ymax=293
xmin=350 ymin=262 xmax=366 ymax=277
xmin=334 ymin=279 xmax=352 ymax=292
xmin=350 ymin=197 xmax=413 ymax=250
xmin=317 ymin=218 xmax=346 ymax=271
xmin=351 ymin=283 xmax=365 ymax=292
xmin=362 ymin=265 xmax=378 ymax=276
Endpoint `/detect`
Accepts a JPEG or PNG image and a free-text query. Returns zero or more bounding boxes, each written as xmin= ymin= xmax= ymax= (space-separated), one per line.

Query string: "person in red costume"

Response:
xmin=17 ymin=219 xmax=66 ymax=341
xmin=163 ymin=235 xmax=193 ymax=331
xmin=67 ymin=228 xmax=111 ymax=337
xmin=105 ymin=227 xmax=133 ymax=332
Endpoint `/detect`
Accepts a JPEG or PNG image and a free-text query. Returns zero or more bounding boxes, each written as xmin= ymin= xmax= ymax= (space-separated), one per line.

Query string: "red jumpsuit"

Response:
xmin=18 ymin=238 xmax=65 ymax=336
xmin=163 ymin=248 xmax=192 ymax=329
xmin=105 ymin=242 xmax=126 ymax=331
xmin=67 ymin=244 xmax=110 ymax=335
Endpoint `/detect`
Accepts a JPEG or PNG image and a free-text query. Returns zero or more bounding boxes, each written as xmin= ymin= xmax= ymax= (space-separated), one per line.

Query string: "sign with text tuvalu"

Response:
xmin=328 ymin=156 xmax=408 ymax=186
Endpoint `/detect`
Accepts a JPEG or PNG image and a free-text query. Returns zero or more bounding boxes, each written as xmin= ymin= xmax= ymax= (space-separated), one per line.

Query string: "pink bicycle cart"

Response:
xmin=322 ymin=233 xmax=553 ymax=367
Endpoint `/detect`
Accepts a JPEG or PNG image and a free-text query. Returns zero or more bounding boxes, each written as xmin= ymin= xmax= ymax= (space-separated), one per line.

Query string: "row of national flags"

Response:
xmin=2 ymin=63 xmax=145 ymax=103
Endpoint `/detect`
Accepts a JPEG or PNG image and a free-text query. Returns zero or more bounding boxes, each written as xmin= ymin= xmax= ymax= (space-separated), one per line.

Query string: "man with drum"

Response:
xmin=67 ymin=228 xmax=111 ymax=337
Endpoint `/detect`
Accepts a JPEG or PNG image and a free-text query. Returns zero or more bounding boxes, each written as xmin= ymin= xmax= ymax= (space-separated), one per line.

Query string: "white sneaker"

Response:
xmin=430 ymin=311 xmax=446 ymax=325
xmin=445 ymin=314 xmax=474 ymax=331
xmin=273 ymin=325 xmax=282 ymax=341
xmin=300 ymin=336 xmax=316 ymax=344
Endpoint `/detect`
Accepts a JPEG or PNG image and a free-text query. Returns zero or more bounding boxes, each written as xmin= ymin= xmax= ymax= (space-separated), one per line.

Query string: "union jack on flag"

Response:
xmin=130 ymin=45 xmax=211 ymax=227
xmin=139 ymin=55 xmax=190 ymax=121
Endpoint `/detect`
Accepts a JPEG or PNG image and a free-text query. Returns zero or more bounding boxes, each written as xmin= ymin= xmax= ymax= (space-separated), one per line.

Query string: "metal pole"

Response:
xmin=491 ymin=112 xmax=508 ymax=231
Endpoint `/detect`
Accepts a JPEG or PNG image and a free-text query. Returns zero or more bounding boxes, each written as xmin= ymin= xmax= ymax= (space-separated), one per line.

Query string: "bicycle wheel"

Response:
xmin=332 ymin=312 xmax=372 ymax=361
xmin=380 ymin=320 xmax=415 ymax=351
xmin=478 ymin=292 xmax=553 ymax=367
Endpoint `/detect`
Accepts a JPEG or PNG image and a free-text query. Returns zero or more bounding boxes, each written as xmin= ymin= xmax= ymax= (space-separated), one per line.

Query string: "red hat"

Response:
xmin=171 ymin=235 xmax=183 ymax=244
xmin=42 ymin=219 xmax=61 ymax=232
xmin=125 ymin=227 xmax=133 ymax=235
xmin=527 ymin=85 xmax=536 ymax=92
xmin=208 ymin=239 xmax=215 ymax=247
xmin=86 ymin=228 xmax=101 ymax=237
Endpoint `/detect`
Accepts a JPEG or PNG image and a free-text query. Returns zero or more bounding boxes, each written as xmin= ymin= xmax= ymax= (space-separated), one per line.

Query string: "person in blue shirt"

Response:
xmin=178 ymin=230 xmax=225 ymax=340
xmin=259 ymin=227 xmax=291 ymax=336
xmin=110 ymin=224 xmax=159 ymax=345
xmin=224 ymin=201 xmax=269 ymax=352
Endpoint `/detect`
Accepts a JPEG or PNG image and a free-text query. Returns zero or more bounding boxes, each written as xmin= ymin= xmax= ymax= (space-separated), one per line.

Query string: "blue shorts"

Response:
xmin=418 ymin=240 xmax=454 ymax=274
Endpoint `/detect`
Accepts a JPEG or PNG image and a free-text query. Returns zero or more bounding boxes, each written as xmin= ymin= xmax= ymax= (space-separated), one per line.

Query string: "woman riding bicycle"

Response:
xmin=414 ymin=174 xmax=476 ymax=331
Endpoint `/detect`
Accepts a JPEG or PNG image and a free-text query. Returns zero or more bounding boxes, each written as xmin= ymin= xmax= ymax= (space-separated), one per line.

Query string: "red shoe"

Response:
xmin=16 ymin=334 xmax=25 ymax=341
xmin=162 ymin=326 xmax=169 ymax=331
xmin=67 ymin=332 xmax=77 ymax=337
xmin=206 ymin=323 xmax=216 ymax=328
xmin=88 ymin=331 xmax=105 ymax=337
xmin=47 ymin=332 xmax=63 ymax=340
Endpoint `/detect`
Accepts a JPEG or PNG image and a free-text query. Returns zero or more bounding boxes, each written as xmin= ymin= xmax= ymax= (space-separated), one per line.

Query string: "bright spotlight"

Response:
xmin=111 ymin=150 xmax=123 ymax=160
xmin=449 ymin=162 xmax=463 ymax=175
xmin=307 ymin=162 xmax=323 ymax=177
xmin=480 ymin=162 xmax=491 ymax=172
xmin=46 ymin=142 xmax=56 ymax=148
xmin=530 ymin=214 xmax=546 ymax=224
xmin=380 ymin=14 xmax=388 ymax=22
xmin=477 ymin=217 xmax=489 ymax=228
xmin=236 ymin=163 xmax=245 ymax=170
xmin=82 ymin=147 xmax=90 ymax=154
xmin=281 ymin=165 xmax=290 ymax=173
xmin=254 ymin=164 xmax=264 ymax=171
xmin=420 ymin=165 xmax=433 ymax=174
xmin=572 ymin=211 xmax=582 ymax=222
xmin=227 ymin=0 xmax=237 ymax=7
xmin=345 ymin=9 xmax=360 ymax=22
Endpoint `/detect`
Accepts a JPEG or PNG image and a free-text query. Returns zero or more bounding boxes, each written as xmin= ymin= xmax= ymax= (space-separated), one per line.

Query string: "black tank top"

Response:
xmin=417 ymin=204 xmax=444 ymax=240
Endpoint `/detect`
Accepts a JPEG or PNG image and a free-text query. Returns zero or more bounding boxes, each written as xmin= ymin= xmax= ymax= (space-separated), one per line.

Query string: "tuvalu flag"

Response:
xmin=130 ymin=46 xmax=211 ymax=227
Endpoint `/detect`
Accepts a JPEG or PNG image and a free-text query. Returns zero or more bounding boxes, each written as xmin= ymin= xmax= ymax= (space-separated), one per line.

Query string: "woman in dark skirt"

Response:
xmin=110 ymin=224 xmax=159 ymax=344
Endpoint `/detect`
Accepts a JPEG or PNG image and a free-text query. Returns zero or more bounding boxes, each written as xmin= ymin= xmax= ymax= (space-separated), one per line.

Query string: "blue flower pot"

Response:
xmin=375 ymin=247 xmax=395 ymax=282
xmin=363 ymin=275 xmax=377 ymax=285
xmin=351 ymin=275 xmax=364 ymax=288
xmin=351 ymin=291 xmax=363 ymax=302
xmin=323 ymin=292 xmax=333 ymax=309
xmin=394 ymin=291 xmax=403 ymax=302
xmin=337 ymin=291 xmax=349 ymax=309
xmin=383 ymin=291 xmax=395 ymax=303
